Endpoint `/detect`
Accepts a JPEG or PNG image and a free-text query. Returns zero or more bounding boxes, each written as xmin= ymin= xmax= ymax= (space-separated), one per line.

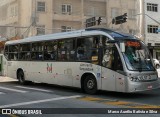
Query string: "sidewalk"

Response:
xmin=0 ymin=76 xmax=17 ymax=82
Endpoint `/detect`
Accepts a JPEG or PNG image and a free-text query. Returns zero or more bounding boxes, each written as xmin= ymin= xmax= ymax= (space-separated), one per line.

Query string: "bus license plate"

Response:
xmin=148 ymin=85 xmax=152 ymax=89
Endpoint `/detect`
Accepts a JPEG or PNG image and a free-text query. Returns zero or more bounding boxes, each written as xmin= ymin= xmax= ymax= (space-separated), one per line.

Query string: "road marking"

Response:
xmin=0 ymin=86 xmax=27 ymax=93
xmin=105 ymin=101 xmax=132 ymax=106
xmin=0 ymin=95 xmax=82 ymax=108
xmin=15 ymin=86 xmax=53 ymax=92
xmin=79 ymin=96 xmax=102 ymax=101
xmin=78 ymin=96 xmax=160 ymax=108
xmin=78 ymin=96 xmax=117 ymax=102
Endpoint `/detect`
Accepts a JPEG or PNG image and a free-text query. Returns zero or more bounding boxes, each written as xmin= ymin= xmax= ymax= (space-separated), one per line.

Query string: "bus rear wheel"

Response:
xmin=17 ymin=70 xmax=26 ymax=85
xmin=83 ymin=75 xmax=97 ymax=94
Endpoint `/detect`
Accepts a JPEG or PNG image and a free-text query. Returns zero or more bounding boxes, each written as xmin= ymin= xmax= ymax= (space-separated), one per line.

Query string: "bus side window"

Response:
xmin=8 ymin=45 xmax=19 ymax=61
xmin=19 ymin=44 xmax=31 ymax=61
xmin=44 ymin=41 xmax=57 ymax=61
xmin=4 ymin=46 xmax=9 ymax=59
xmin=51 ymin=44 xmax=57 ymax=60
xmin=67 ymin=39 xmax=76 ymax=61
xmin=76 ymin=36 xmax=99 ymax=64
xmin=57 ymin=39 xmax=75 ymax=61
xmin=31 ymin=42 xmax=43 ymax=61
xmin=76 ymin=38 xmax=90 ymax=60
xmin=58 ymin=40 xmax=67 ymax=61
xmin=77 ymin=44 xmax=85 ymax=60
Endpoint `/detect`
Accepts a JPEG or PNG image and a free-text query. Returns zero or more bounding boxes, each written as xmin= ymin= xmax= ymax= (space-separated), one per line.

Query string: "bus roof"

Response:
xmin=5 ymin=28 xmax=137 ymax=45
xmin=85 ymin=28 xmax=137 ymax=40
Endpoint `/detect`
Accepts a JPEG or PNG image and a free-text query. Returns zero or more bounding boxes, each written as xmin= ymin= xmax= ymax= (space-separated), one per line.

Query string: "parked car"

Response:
xmin=153 ymin=59 xmax=160 ymax=69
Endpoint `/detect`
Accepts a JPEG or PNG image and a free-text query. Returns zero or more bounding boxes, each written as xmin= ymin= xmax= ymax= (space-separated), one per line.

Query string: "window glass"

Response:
xmin=37 ymin=25 xmax=45 ymax=35
xmin=66 ymin=39 xmax=75 ymax=61
xmin=4 ymin=46 xmax=8 ymax=53
xmin=147 ymin=3 xmax=158 ymax=12
xmin=31 ymin=42 xmax=43 ymax=60
xmin=37 ymin=2 xmax=45 ymax=12
xmin=20 ymin=44 xmax=30 ymax=51
xmin=44 ymin=41 xmax=57 ymax=60
xmin=62 ymin=4 xmax=72 ymax=14
xmin=123 ymin=41 xmax=154 ymax=71
xmin=58 ymin=39 xmax=75 ymax=61
xmin=9 ymin=45 xmax=19 ymax=52
xmin=8 ymin=45 xmax=19 ymax=60
xmin=4 ymin=46 xmax=9 ymax=59
xmin=61 ymin=26 xmax=72 ymax=32
xmin=58 ymin=40 xmax=67 ymax=61
xmin=19 ymin=44 xmax=31 ymax=60
xmin=102 ymin=45 xmax=114 ymax=69
xmin=147 ymin=25 xmax=158 ymax=34
xmin=76 ymin=36 xmax=99 ymax=64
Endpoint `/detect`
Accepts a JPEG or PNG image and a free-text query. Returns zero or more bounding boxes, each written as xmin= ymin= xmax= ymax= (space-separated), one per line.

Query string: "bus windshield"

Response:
xmin=122 ymin=40 xmax=155 ymax=71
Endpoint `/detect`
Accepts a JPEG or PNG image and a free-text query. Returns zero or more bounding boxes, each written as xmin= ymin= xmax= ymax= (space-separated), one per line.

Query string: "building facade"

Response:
xmin=141 ymin=0 xmax=160 ymax=59
xmin=0 ymin=0 xmax=139 ymax=39
xmin=0 ymin=0 xmax=139 ymax=38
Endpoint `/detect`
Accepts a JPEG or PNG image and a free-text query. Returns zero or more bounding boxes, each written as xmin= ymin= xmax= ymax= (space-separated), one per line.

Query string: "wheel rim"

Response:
xmin=87 ymin=79 xmax=95 ymax=89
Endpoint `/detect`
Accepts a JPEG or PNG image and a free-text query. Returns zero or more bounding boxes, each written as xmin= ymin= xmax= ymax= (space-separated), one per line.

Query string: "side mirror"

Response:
xmin=120 ymin=42 xmax=125 ymax=52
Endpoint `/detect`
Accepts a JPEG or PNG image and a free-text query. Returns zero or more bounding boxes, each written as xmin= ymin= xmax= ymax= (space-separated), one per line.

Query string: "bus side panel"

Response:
xmin=101 ymin=67 xmax=116 ymax=91
xmin=0 ymin=54 xmax=7 ymax=76
xmin=51 ymin=62 xmax=73 ymax=86
xmin=115 ymin=72 xmax=126 ymax=92
xmin=3 ymin=57 xmax=8 ymax=77
xmin=6 ymin=61 xmax=18 ymax=79
xmin=72 ymin=62 xmax=102 ymax=90
xmin=25 ymin=62 xmax=73 ymax=87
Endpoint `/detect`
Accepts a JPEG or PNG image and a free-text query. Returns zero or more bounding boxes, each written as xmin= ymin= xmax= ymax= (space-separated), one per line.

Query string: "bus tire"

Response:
xmin=17 ymin=70 xmax=26 ymax=85
xmin=83 ymin=75 xmax=97 ymax=94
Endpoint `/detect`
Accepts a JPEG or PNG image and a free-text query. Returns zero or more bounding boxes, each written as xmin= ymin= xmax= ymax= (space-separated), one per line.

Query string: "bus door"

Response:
xmin=101 ymin=44 xmax=116 ymax=91
xmin=114 ymin=46 xmax=125 ymax=92
xmin=101 ymin=43 xmax=125 ymax=92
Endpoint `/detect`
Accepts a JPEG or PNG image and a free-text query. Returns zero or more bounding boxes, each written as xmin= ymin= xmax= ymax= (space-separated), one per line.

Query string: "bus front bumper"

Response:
xmin=127 ymin=80 xmax=160 ymax=92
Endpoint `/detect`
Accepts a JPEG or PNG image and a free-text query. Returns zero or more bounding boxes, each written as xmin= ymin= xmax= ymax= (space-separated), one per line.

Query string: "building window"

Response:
xmin=147 ymin=25 xmax=158 ymax=34
xmin=128 ymin=9 xmax=136 ymax=19
xmin=37 ymin=2 xmax=45 ymax=12
xmin=111 ymin=8 xmax=120 ymax=18
xmin=62 ymin=4 xmax=72 ymax=15
xmin=147 ymin=3 xmax=158 ymax=12
xmin=61 ymin=26 xmax=72 ymax=32
xmin=37 ymin=25 xmax=45 ymax=35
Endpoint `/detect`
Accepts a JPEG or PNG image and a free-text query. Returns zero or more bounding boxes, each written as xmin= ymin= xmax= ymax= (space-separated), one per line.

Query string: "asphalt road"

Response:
xmin=0 ymin=73 xmax=160 ymax=117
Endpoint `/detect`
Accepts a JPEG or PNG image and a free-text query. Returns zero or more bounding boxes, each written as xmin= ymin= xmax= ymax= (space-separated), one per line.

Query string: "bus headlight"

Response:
xmin=130 ymin=77 xmax=140 ymax=82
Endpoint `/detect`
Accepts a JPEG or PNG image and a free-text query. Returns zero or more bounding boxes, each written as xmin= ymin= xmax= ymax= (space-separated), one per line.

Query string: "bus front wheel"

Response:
xmin=83 ymin=75 xmax=97 ymax=94
xmin=17 ymin=70 xmax=26 ymax=85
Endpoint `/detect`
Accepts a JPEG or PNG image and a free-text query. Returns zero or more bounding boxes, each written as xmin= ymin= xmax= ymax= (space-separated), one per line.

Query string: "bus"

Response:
xmin=3 ymin=28 xmax=160 ymax=94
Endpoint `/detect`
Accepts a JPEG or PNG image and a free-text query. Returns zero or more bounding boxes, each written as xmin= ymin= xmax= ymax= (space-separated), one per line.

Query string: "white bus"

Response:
xmin=3 ymin=28 xmax=160 ymax=94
